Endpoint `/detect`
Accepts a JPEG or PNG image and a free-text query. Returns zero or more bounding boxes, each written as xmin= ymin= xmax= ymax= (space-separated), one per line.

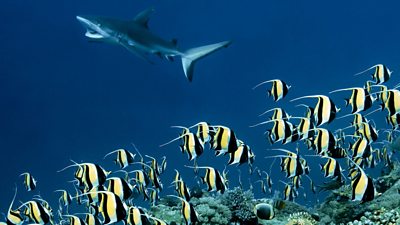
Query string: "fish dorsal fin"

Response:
xmin=134 ymin=7 xmax=155 ymax=29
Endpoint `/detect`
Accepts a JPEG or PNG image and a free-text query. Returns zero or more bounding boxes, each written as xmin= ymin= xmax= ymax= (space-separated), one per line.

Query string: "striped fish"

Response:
xmin=126 ymin=206 xmax=150 ymax=225
xmin=58 ymin=161 xmax=111 ymax=191
xmin=18 ymin=200 xmax=53 ymax=225
xmin=311 ymin=128 xmax=337 ymax=155
xmin=172 ymin=180 xmax=191 ymax=201
xmin=186 ymin=166 xmax=227 ymax=193
xmin=189 ymin=122 xmax=215 ymax=145
xmin=348 ymin=158 xmax=379 ymax=202
xmin=280 ymin=181 xmax=296 ymax=201
xmin=20 ymin=172 xmax=37 ymax=192
xmin=167 ymin=195 xmax=198 ymax=225
xmin=160 ymin=127 xmax=204 ymax=160
xmin=106 ymin=177 xmax=134 ymax=201
xmin=386 ymin=113 xmax=400 ymax=129
xmin=258 ymin=107 xmax=290 ymax=120
xmin=79 ymin=191 xmax=127 ymax=225
xmin=266 ymin=149 xmax=309 ymax=178
xmin=227 ymin=143 xmax=255 ymax=166
xmin=330 ymin=87 xmax=374 ymax=114
xmin=253 ymin=79 xmax=291 ymax=102
xmin=381 ymin=89 xmax=400 ymax=116
xmin=355 ymin=64 xmax=392 ymax=84
xmin=104 ymin=149 xmax=136 ymax=169
xmin=357 ymin=122 xmax=378 ymax=143
xmin=210 ymin=126 xmax=240 ymax=156
xmin=54 ymin=189 xmax=72 ymax=212
xmin=350 ymin=137 xmax=372 ymax=158
xmin=251 ymin=119 xmax=294 ymax=144
xmin=75 ymin=213 xmax=101 ymax=225
xmin=290 ymin=95 xmax=339 ymax=126
xmin=319 ymin=156 xmax=343 ymax=181
xmin=290 ymin=117 xmax=315 ymax=140
xmin=149 ymin=216 xmax=168 ymax=225
xmin=61 ymin=215 xmax=85 ymax=225
xmin=6 ymin=187 xmax=23 ymax=225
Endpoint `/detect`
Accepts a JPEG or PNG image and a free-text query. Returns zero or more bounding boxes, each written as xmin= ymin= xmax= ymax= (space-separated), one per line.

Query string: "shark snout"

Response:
xmin=76 ymin=15 xmax=98 ymax=32
xmin=76 ymin=15 xmax=92 ymax=26
xmin=76 ymin=15 xmax=107 ymax=39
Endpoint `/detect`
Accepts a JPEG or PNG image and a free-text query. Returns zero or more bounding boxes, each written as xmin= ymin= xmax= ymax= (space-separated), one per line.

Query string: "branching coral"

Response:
xmin=150 ymin=204 xmax=182 ymax=224
xmin=221 ymin=187 xmax=257 ymax=225
xmin=191 ymin=196 xmax=232 ymax=225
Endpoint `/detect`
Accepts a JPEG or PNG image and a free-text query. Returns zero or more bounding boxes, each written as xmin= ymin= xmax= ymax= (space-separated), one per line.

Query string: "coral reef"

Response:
xmin=151 ymin=194 xmax=232 ymax=225
xmin=220 ymin=187 xmax=257 ymax=224
xmin=286 ymin=212 xmax=318 ymax=225
xmin=191 ymin=196 xmax=232 ymax=225
xmin=317 ymin=162 xmax=400 ymax=224
xmin=151 ymin=188 xmax=314 ymax=225
xmin=346 ymin=207 xmax=400 ymax=225
xmin=252 ymin=199 xmax=318 ymax=225
xmin=150 ymin=204 xmax=182 ymax=224
xmin=150 ymin=162 xmax=399 ymax=225
xmin=375 ymin=161 xmax=400 ymax=193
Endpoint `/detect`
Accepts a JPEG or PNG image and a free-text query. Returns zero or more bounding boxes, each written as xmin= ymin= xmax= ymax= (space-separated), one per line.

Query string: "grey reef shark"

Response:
xmin=76 ymin=8 xmax=231 ymax=82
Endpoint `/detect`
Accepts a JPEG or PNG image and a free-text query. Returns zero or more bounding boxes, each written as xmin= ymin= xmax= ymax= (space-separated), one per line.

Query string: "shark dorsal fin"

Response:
xmin=171 ymin=39 xmax=178 ymax=46
xmin=134 ymin=7 xmax=155 ymax=29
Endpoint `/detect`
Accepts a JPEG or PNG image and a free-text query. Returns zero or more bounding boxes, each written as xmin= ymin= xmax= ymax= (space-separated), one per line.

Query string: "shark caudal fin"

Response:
xmin=182 ymin=41 xmax=231 ymax=82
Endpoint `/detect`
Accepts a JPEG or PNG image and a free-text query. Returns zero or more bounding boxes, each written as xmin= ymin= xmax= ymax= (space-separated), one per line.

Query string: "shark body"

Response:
xmin=76 ymin=8 xmax=231 ymax=81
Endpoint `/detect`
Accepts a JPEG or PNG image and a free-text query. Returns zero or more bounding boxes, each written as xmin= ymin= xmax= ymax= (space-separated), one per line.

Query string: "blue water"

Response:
xmin=1 ymin=0 xmax=400 ymax=216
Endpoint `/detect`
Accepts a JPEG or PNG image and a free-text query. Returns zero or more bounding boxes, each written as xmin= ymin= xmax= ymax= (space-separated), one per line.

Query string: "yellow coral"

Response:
xmin=286 ymin=212 xmax=317 ymax=225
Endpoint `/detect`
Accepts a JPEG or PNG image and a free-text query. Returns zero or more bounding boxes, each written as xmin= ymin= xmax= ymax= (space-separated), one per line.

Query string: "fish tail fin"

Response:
xmin=344 ymin=98 xmax=350 ymax=107
xmin=319 ymin=163 xmax=324 ymax=171
xmin=380 ymin=103 xmax=385 ymax=111
xmin=267 ymin=90 xmax=272 ymax=97
xmin=385 ymin=116 xmax=390 ymax=125
xmin=181 ymin=41 xmax=231 ymax=81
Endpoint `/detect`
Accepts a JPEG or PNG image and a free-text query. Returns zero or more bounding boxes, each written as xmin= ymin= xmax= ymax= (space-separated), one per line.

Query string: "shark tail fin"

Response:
xmin=182 ymin=41 xmax=231 ymax=82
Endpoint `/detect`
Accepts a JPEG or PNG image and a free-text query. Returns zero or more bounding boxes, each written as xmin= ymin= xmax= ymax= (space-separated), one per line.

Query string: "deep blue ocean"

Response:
xmin=1 ymin=0 xmax=400 ymax=217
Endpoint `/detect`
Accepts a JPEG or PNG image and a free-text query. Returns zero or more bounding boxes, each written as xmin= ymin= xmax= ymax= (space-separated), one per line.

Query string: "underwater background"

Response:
xmin=1 ymin=0 xmax=400 ymax=224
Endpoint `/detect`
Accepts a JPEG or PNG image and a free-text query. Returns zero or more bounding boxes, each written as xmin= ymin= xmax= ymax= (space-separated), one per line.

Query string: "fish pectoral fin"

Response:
xmin=134 ymin=7 xmax=155 ymax=29
xmin=120 ymin=42 xmax=154 ymax=64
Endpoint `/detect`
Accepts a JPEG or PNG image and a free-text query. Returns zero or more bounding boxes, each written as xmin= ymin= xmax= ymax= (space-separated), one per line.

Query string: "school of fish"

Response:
xmin=1 ymin=64 xmax=399 ymax=224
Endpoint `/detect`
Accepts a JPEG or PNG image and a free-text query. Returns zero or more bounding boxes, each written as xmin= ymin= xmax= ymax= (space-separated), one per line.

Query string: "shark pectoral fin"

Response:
xmin=134 ymin=7 xmax=155 ymax=29
xmin=85 ymin=30 xmax=104 ymax=39
xmin=121 ymin=42 xmax=154 ymax=64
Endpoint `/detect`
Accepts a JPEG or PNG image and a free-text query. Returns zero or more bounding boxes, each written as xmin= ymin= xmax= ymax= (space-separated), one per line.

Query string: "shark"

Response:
xmin=76 ymin=8 xmax=231 ymax=82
